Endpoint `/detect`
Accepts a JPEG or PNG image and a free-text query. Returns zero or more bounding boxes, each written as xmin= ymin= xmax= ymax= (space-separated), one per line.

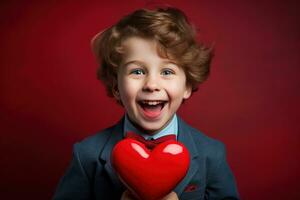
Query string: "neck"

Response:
xmin=126 ymin=114 xmax=175 ymax=136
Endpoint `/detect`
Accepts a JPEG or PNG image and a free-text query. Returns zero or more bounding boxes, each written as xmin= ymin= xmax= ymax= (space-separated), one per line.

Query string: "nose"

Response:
xmin=142 ymin=74 xmax=160 ymax=92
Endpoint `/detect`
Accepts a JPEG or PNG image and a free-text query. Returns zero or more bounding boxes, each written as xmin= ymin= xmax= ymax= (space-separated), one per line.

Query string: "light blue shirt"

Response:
xmin=124 ymin=114 xmax=178 ymax=140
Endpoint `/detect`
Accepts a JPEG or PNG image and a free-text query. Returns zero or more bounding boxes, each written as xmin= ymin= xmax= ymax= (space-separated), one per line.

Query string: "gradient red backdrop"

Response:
xmin=1 ymin=1 xmax=299 ymax=199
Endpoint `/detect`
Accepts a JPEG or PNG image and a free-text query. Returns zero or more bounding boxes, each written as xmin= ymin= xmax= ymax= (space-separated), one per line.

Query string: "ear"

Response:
xmin=112 ymin=87 xmax=124 ymax=106
xmin=183 ymin=84 xmax=192 ymax=100
xmin=112 ymin=88 xmax=120 ymax=100
xmin=112 ymin=81 xmax=121 ymax=101
xmin=112 ymin=86 xmax=122 ymax=102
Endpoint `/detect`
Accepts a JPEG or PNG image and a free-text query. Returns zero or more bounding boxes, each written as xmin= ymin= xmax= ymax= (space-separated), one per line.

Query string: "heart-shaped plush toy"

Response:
xmin=112 ymin=138 xmax=190 ymax=200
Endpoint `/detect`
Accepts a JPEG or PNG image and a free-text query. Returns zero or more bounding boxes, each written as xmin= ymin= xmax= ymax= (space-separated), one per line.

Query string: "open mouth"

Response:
xmin=137 ymin=100 xmax=167 ymax=118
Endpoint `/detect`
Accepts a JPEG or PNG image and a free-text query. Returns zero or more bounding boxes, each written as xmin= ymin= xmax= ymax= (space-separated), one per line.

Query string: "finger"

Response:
xmin=121 ymin=190 xmax=137 ymax=200
xmin=161 ymin=191 xmax=179 ymax=200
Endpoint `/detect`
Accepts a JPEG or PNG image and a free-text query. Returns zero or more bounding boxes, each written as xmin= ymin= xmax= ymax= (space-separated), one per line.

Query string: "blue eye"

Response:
xmin=161 ymin=69 xmax=174 ymax=75
xmin=130 ymin=69 xmax=145 ymax=75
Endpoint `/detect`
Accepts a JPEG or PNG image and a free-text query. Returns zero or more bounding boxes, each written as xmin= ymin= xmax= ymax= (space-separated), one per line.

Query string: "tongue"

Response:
xmin=142 ymin=104 xmax=162 ymax=118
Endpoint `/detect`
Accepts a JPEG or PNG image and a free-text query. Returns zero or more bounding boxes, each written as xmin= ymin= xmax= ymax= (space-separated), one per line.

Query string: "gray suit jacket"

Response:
xmin=53 ymin=116 xmax=239 ymax=200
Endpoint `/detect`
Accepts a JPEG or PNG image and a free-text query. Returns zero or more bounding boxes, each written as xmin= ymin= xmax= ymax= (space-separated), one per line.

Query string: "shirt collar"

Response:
xmin=124 ymin=114 xmax=178 ymax=140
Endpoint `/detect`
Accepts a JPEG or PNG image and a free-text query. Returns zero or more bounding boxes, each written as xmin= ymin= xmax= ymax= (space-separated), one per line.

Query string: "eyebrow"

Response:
xmin=122 ymin=60 xmax=144 ymax=68
xmin=122 ymin=60 xmax=178 ymax=68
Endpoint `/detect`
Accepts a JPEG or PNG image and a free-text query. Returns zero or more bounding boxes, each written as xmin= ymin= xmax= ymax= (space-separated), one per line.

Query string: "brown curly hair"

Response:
xmin=91 ymin=7 xmax=213 ymax=98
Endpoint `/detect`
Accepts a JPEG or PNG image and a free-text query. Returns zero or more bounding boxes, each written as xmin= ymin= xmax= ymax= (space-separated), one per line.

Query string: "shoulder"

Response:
xmin=73 ymin=125 xmax=114 ymax=158
xmin=183 ymin=121 xmax=226 ymax=158
xmin=184 ymin=124 xmax=230 ymax=178
xmin=191 ymin=125 xmax=224 ymax=148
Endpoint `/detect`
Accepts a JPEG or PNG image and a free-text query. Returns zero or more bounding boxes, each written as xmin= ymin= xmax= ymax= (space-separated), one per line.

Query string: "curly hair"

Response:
xmin=91 ymin=7 xmax=213 ymax=98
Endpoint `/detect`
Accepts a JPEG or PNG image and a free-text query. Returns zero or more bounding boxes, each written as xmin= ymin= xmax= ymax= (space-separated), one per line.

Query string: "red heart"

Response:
xmin=112 ymin=138 xmax=190 ymax=200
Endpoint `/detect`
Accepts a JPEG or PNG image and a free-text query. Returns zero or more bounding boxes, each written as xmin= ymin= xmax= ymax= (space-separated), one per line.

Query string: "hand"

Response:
xmin=121 ymin=190 xmax=178 ymax=200
xmin=121 ymin=190 xmax=137 ymax=200
xmin=161 ymin=191 xmax=179 ymax=200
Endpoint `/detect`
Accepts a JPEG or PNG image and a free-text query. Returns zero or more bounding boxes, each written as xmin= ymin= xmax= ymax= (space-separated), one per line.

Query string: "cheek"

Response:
xmin=165 ymin=80 xmax=187 ymax=99
xmin=118 ymin=79 xmax=139 ymax=103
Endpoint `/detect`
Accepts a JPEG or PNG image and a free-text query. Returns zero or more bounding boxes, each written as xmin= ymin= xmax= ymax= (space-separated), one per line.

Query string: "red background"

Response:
xmin=1 ymin=0 xmax=299 ymax=199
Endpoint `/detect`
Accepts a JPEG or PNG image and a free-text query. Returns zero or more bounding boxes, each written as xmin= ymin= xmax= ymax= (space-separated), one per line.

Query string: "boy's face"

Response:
xmin=117 ymin=37 xmax=191 ymax=134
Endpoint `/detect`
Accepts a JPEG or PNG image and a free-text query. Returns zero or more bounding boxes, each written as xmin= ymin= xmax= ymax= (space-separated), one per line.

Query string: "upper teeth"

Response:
xmin=141 ymin=100 xmax=164 ymax=105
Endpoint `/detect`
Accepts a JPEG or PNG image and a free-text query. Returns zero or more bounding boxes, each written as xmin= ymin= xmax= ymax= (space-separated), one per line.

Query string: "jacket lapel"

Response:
xmin=174 ymin=117 xmax=199 ymax=196
xmin=99 ymin=117 xmax=125 ymax=192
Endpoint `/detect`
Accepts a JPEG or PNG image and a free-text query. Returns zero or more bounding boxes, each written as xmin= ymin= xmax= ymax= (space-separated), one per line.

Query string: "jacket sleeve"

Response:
xmin=53 ymin=143 xmax=92 ymax=200
xmin=205 ymin=143 xmax=240 ymax=200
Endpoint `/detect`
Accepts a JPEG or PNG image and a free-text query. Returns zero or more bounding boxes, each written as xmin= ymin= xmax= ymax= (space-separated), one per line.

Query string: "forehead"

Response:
xmin=120 ymin=37 xmax=174 ymax=63
xmin=122 ymin=37 xmax=156 ymax=56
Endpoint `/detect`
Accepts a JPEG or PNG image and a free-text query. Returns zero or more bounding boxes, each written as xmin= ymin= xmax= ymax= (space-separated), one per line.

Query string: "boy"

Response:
xmin=53 ymin=7 xmax=239 ymax=200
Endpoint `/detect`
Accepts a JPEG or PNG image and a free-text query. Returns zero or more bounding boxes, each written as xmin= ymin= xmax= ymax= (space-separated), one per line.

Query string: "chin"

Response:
xmin=140 ymin=122 xmax=165 ymax=134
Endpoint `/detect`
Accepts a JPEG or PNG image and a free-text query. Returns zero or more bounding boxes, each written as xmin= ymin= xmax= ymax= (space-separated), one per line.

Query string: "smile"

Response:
xmin=137 ymin=100 xmax=168 ymax=119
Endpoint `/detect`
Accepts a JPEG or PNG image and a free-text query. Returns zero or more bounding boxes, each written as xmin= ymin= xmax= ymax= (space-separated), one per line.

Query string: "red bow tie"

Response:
xmin=125 ymin=131 xmax=176 ymax=150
